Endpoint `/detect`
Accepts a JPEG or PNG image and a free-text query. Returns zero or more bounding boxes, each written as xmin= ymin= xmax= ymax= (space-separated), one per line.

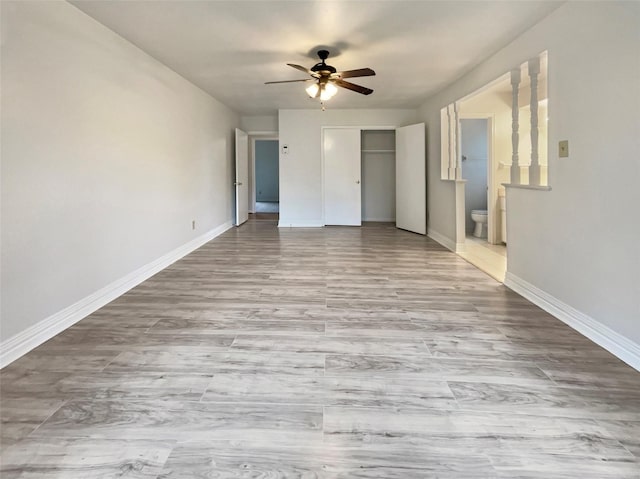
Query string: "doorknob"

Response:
xmin=356 ymin=180 xmax=360 ymax=184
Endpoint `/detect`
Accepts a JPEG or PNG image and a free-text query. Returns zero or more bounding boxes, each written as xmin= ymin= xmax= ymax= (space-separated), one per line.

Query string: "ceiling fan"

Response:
xmin=265 ymin=50 xmax=375 ymax=101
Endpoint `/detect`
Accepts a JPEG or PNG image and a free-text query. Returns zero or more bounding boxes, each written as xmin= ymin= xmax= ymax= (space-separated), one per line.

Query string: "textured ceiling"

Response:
xmin=71 ymin=0 xmax=562 ymax=115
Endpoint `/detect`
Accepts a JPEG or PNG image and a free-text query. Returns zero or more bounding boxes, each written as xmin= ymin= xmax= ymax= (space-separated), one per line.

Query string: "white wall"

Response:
xmin=241 ymin=115 xmax=278 ymax=133
xmin=1 ymin=2 xmax=239 ymax=345
xmin=419 ymin=2 xmax=640 ymax=360
xmin=278 ymin=109 xmax=417 ymax=226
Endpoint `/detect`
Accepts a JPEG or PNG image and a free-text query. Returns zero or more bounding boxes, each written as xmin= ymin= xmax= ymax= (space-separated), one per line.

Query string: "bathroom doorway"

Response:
xmin=458 ymin=116 xmax=506 ymax=281
xmin=461 ymin=119 xmax=489 ymax=239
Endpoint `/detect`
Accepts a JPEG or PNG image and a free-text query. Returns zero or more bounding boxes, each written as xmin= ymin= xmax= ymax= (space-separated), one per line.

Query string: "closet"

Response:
xmin=361 ymin=130 xmax=396 ymax=222
xmin=322 ymin=123 xmax=426 ymax=234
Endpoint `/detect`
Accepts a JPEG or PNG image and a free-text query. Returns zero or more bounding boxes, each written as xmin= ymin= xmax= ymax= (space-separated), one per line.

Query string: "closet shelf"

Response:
xmin=362 ymin=149 xmax=395 ymax=153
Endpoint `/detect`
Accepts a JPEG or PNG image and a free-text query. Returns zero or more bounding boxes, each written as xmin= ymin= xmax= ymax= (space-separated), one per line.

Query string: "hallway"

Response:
xmin=1 ymin=220 xmax=638 ymax=477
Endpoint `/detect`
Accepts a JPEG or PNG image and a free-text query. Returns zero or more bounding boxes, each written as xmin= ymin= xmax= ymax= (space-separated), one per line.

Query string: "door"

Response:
xmin=235 ymin=128 xmax=249 ymax=226
xmin=396 ymin=123 xmax=426 ymax=234
xmin=323 ymin=128 xmax=361 ymax=225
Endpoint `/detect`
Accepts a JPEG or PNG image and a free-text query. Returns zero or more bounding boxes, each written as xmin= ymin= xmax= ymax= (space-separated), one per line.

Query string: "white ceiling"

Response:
xmin=70 ymin=0 xmax=562 ymax=116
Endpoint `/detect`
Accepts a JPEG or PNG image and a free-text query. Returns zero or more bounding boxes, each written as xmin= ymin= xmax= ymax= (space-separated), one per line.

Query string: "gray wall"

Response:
xmin=461 ymin=119 xmax=488 ymax=234
xmin=1 ymin=1 xmax=239 ymax=343
xmin=255 ymin=140 xmax=279 ymax=202
xmin=362 ymin=153 xmax=396 ymax=222
xmin=419 ymin=2 xmax=640 ymax=352
xmin=361 ymin=130 xmax=396 ymax=222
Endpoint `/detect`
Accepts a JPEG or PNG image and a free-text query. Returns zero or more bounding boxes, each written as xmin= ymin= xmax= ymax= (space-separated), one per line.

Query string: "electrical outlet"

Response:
xmin=192 ymin=220 xmax=196 ymax=230
xmin=559 ymin=140 xmax=569 ymax=158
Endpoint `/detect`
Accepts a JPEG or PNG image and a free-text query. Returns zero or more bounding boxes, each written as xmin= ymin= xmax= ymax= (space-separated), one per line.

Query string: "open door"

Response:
xmin=235 ymin=128 xmax=249 ymax=226
xmin=323 ymin=128 xmax=361 ymax=226
xmin=396 ymin=123 xmax=426 ymax=234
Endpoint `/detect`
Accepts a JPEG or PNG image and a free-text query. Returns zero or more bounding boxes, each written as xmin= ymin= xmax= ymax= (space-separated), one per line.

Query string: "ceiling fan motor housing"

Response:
xmin=311 ymin=50 xmax=336 ymax=74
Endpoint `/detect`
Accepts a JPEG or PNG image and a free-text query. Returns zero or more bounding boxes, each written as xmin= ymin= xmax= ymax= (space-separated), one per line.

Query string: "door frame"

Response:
xmin=247 ymin=131 xmax=278 ymax=214
xmin=320 ymin=126 xmax=395 ymax=226
xmin=458 ymin=114 xmax=497 ymax=244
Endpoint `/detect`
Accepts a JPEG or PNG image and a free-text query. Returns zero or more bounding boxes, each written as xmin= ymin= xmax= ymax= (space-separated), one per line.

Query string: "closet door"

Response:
xmin=235 ymin=128 xmax=249 ymax=226
xmin=396 ymin=123 xmax=426 ymax=234
xmin=323 ymin=128 xmax=361 ymax=226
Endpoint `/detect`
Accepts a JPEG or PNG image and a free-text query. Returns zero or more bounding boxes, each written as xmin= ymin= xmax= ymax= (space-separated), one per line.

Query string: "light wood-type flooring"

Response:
xmin=1 ymin=220 xmax=639 ymax=478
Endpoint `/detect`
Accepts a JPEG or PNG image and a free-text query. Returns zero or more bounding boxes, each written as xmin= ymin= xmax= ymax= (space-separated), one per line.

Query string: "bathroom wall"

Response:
xmin=255 ymin=140 xmax=279 ymax=202
xmin=460 ymin=119 xmax=488 ymax=234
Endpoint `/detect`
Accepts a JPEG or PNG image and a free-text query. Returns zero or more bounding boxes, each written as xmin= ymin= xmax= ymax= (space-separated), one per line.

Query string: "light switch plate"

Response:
xmin=559 ymin=140 xmax=569 ymax=158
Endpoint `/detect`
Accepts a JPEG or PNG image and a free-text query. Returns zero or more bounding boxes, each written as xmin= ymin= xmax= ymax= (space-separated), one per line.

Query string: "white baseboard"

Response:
xmin=362 ymin=217 xmax=396 ymax=222
xmin=278 ymin=220 xmax=323 ymax=228
xmin=0 ymin=221 xmax=233 ymax=369
xmin=427 ymin=228 xmax=459 ymax=252
xmin=504 ymin=272 xmax=640 ymax=371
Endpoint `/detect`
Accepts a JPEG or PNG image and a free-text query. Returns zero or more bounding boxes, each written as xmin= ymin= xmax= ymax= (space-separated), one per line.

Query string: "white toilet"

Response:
xmin=471 ymin=209 xmax=488 ymax=238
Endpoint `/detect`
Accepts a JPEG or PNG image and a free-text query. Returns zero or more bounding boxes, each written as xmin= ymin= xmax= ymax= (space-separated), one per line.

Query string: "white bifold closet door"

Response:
xmin=395 ymin=123 xmax=426 ymax=235
xmin=323 ymin=128 xmax=361 ymax=226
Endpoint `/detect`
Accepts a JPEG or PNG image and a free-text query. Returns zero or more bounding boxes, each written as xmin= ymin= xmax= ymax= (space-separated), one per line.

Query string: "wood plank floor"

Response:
xmin=1 ymin=220 xmax=639 ymax=478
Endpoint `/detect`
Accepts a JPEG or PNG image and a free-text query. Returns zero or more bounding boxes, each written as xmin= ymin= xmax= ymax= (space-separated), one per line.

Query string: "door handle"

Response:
xmin=356 ymin=180 xmax=360 ymax=184
xmin=234 ymin=182 xmax=243 ymax=186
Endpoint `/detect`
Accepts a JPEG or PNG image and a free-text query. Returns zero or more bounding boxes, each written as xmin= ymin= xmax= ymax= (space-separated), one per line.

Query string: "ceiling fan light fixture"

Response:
xmin=305 ymin=83 xmax=319 ymax=98
xmin=320 ymin=82 xmax=338 ymax=101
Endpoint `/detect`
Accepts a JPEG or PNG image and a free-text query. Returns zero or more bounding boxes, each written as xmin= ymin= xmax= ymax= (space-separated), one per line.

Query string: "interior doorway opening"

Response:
xmin=254 ymin=139 xmax=279 ymax=214
xmin=248 ymin=133 xmax=279 ymax=221
xmin=457 ymin=117 xmax=507 ymax=282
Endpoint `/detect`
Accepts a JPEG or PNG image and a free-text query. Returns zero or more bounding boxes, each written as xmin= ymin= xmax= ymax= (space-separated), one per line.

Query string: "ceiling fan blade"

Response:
xmin=332 ymin=68 xmax=376 ymax=79
xmin=265 ymin=79 xmax=313 ymax=84
xmin=287 ymin=63 xmax=313 ymax=75
xmin=332 ymin=78 xmax=374 ymax=95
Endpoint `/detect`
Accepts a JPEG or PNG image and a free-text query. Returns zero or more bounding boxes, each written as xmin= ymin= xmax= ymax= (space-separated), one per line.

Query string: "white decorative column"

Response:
xmin=446 ymin=104 xmax=456 ymax=179
xmin=510 ymin=68 xmax=521 ymax=185
xmin=454 ymin=102 xmax=462 ymax=180
xmin=528 ymin=57 xmax=541 ymax=186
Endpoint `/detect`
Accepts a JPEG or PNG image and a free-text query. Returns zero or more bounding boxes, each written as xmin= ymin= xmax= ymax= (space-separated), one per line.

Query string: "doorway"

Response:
xmin=456 ymin=107 xmax=507 ymax=280
xmin=247 ymin=135 xmax=279 ymax=221
xmin=254 ymin=139 xmax=279 ymax=214
xmin=461 ymin=119 xmax=489 ymax=239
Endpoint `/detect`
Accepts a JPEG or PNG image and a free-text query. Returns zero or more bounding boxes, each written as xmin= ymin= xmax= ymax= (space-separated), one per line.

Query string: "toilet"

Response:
xmin=471 ymin=209 xmax=488 ymax=238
